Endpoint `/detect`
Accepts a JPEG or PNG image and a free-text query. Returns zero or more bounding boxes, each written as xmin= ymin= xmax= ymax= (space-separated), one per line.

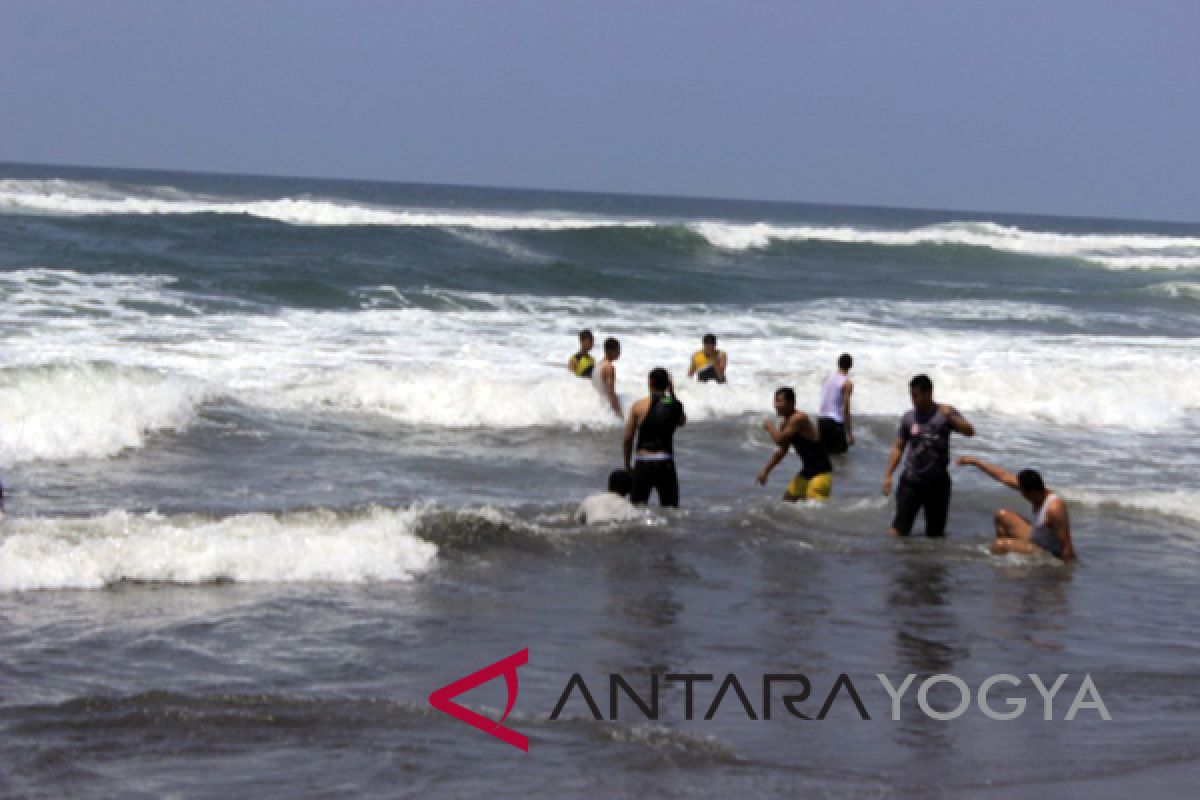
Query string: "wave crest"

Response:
xmin=0 ymin=362 xmax=204 ymax=464
xmin=3 ymin=180 xmax=1198 ymax=270
xmin=0 ymin=506 xmax=438 ymax=591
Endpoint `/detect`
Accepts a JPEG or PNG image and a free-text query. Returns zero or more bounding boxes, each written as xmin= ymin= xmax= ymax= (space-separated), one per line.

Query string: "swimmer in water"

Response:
xmin=567 ymin=329 xmax=596 ymax=379
xmin=757 ymin=387 xmax=833 ymax=501
xmin=624 ymin=367 xmax=687 ymax=507
xmin=594 ymin=337 xmax=622 ymax=416
xmin=958 ymin=456 xmax=1075 ymax=562
xmin=575 ymin=469 xmax=639 ymax=525
xmin=882 ymin=374 xmax=975 ymax=537
xmin=687 ymin=333 xmax=727 ymax=384
xmin=817 ymin=353 xmax=855 ymax=454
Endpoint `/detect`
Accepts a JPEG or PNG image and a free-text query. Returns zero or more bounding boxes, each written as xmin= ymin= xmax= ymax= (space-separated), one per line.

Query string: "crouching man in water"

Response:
xmin=958 ymin=456 xmax=1075 ymax=562
xmin=757 ymin=387 xmax=833 ymax=501
xmin=623 ymin=367 xmax=687 ymax=507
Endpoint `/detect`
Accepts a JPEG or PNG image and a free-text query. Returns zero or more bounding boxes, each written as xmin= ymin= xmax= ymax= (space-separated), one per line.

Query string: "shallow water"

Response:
xmin=1 ymin=163 xmax=1198 ymax=797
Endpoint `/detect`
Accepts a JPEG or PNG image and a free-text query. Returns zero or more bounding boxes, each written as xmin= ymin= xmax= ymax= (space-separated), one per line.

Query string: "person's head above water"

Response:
xmin=1017 ymin=468 xmax=1047 ymax=502
xmin=604 ymin=337 xmax=621 ymax=359
xmin=838 ymin=353 xmax=853 ymax=371
xmin=579 ymin=329 xmax=594 ymax=351
xmin=702 ymin=333 xmax=718 ymax=356
xmin=608 ymin=469 xmax=633 ymax=497
xmin=909 ymin=374 xmax=934 ymax=411
xmin=774 ymin=386 xmax=796 ymax=416
xmin=648 ymin=367 xmax=670 ymax=392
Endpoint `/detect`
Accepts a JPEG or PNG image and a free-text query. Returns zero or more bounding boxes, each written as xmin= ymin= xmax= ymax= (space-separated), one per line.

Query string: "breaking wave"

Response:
xmin=3 ymin=180 xmax=1198 ymax=270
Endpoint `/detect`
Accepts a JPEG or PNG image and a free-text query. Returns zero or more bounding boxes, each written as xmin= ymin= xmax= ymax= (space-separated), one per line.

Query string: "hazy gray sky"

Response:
xmin=2 ymin=1 xmax=1197 ymax=220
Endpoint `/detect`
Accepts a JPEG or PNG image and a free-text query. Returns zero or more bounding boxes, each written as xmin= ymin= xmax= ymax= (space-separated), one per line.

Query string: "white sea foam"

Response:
xmin=284 ymin=366 xmax=620 ymax=430
xmin=3 ymin=180 xmax=1198 ymax=270
xmin=690 ymin=220 xmax=1200 ymax=270
xmin=0 ymin=179 xmax=653 ymax=230
xmin=0 ymin=363 xmax=205 ymax=465
xmin=1067 ymin=490 xmax=1200 ymax=526
xmin=1145 ymin=281 xmax=1200 ymax=303
xmin=1 ymin=272 xmax=1197 ymax=453
xmin=0 ymin=506 xmax=438 ymax=591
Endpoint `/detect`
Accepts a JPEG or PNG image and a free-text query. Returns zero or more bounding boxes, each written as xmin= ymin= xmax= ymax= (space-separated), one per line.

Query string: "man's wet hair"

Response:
xmin=649 ymin=367 xmax=670 ymax=391
xmin=910 ymin=374 xmax=933 ymax=394
xmin=608 ymin=469 xmax=633 ymax=496
xmin=579 ymin=329 xmax=594 ymax=341
xmin=1017 ymin=469 xmax=1045 ymax=494
xmin=702 ymin=333 xmax=717 ymax=346
xmin=775 ymin=386 xmax=796 ymax=406
xmin=838 ymin=353 xmax=853 ymax=370
xmin=604 ymin=337 xmax=620 ymax=355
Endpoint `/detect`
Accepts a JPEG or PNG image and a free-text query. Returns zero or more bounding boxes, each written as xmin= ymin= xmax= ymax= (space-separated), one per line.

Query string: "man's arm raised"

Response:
xmin=764 ymin=411 xmax=806 ymax=447
xmin=956 ymin=456 xmax=1019 ymax=490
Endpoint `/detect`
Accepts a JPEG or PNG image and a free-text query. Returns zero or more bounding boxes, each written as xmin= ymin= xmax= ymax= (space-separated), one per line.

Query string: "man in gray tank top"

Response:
xmin=957 ymin=456 xmax=1075 ymax=561
xmin=882 ymin=374 xmax=975 ymax=537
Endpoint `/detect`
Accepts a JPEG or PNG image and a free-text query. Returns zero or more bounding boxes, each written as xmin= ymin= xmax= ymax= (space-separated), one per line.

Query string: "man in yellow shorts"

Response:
xmin=756 ymin=387 xmax=833 ymax=501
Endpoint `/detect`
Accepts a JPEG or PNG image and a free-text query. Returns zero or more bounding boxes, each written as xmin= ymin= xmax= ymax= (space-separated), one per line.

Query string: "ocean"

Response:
xmin=0 ymin=162 xmax=1198 ymax=798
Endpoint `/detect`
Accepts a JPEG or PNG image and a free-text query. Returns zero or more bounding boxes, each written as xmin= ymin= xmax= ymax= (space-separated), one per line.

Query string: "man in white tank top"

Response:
xmin=817 ymin=353 xmax=855 ymax=454
xmin=957 ymin=456 xmax=1075 ymax=561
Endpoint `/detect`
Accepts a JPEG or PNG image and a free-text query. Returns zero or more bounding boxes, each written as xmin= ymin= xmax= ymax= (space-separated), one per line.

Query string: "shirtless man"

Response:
xmin=958 ymin=456 xmax=1075 ymax=562
xmin=594 ymin=337 xmax=622 ymax=416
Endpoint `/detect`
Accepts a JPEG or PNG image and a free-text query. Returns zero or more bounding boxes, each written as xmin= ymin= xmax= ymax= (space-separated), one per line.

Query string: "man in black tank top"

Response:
xmin=623 ymin=367 xmax=686 ymax=507
xmin=756 ymin=387 xmax=833 ymax=501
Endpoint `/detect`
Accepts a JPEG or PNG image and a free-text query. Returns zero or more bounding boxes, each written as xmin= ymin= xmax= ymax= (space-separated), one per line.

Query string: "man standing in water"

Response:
xmin=882 ymin=374 xmax=975 ymax=537
xmin=594 ymin=337 xmax=622 ymax=417
xmin=817 ymin=353 xmax=855 ymax=454
xmin=687 ymin=333 xmax=728 ymax=383
xmin=757 ymin=387 xmax=833 ymax=501
xmin=567 ymin=329 xmax=596 ymax=378
xmin=957 ymin=456 xmax=1075 ymax=561
xmin=623 ymin=367 xmax=686 ymax=507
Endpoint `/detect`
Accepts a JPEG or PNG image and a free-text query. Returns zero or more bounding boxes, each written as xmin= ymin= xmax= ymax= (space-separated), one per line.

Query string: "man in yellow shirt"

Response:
xmin=687 ymin=333 xmax=728 ymax=383
xmin=567 ymin=329 xmax=596 ymax=378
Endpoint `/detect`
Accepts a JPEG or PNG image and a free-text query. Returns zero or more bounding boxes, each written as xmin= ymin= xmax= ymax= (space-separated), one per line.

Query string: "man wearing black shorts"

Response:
xmin=882 ymin=374 xmax=975 ymax=537
xmin=623 ymin=367 xmax=687 ymax=507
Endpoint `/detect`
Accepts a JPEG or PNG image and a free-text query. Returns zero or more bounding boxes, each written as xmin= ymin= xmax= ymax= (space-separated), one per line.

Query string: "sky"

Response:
xmin=1 ymin=1 xmax=1197 ymax=221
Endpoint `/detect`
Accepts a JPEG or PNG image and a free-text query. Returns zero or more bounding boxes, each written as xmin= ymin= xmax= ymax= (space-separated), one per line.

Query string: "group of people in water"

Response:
xmin=570 ymin=330 xmax=1075 ymax=562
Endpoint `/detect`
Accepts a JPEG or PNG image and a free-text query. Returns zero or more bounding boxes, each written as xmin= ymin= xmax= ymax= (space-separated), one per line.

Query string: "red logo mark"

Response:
xmin=428 ymin=648 xmax=529 ymax=752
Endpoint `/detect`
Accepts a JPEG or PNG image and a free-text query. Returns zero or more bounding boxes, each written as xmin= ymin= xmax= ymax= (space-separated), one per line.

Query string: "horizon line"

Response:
xmin=1 ymin=158 xmax=1196 ymax=228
